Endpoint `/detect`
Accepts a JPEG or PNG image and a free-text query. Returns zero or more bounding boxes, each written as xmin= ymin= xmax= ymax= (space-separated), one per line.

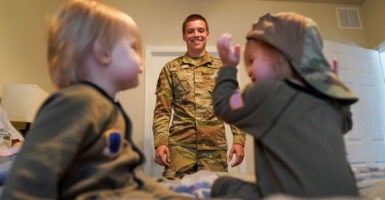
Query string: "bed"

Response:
xmin=155 ymin=166 xmax=385 ymax=199
xmin=1 ymin=160 xmax=384 ymax=199
xmin=353 ymin=166 xmax=385 ymax=199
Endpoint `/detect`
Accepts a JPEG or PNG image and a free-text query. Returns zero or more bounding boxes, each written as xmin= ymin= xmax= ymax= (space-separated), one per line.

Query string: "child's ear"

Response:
xmin=92 ymin=41 xmax=111 ymax=66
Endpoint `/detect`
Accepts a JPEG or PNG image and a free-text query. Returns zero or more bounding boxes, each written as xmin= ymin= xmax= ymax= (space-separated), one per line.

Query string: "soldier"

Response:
xmin=153 ymin=14 xmax=246 ymax=179
xmin=210 ymin=12 xmax=359 ymax=199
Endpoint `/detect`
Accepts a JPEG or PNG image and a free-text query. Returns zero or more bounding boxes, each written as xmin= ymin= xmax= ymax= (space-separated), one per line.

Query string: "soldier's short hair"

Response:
xmin=182 ymin=14 xmax=209 ymax=34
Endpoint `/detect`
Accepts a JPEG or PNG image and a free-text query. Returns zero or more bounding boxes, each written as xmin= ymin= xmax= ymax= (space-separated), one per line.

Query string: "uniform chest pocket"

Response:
xmin=201 ymin=69 xmax=216 ymax=95
xmin=171 ymin=71 xmax=192 ymax=101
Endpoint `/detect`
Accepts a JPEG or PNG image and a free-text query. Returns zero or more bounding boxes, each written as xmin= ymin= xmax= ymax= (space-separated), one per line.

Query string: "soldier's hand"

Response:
xmin=155 ymin=145 xmax=170 ymax=166
xmin=217 ymin=33 xmax=241 ymax=67
xmin=229 ymin=143 xmax=245 ymax=167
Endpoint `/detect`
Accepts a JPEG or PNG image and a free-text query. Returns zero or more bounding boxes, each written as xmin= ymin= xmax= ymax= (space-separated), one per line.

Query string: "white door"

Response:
xmin=143 ymin=46 xmax=249 ymax=177
xmin=324 ymin=40 xmax=385 ymax=166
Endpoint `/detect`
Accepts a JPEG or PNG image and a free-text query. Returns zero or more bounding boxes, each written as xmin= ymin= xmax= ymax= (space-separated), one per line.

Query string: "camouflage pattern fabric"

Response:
xmin=153 ymin=53 xmax=246 ymax=149
xmin=163 ymin=146 xmax=227 ymax=179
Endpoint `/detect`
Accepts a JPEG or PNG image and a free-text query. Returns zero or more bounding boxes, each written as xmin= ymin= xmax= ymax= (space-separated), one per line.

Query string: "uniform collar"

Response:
xmin=182 ymin=52 xmax=213 ymax=67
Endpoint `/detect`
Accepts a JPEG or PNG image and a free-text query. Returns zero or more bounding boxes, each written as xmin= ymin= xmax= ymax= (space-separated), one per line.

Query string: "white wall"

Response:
xmin=361 ymin=0 xmax=385 ymax=49
xmin=0 ymin=0 xmax=61 ymax=95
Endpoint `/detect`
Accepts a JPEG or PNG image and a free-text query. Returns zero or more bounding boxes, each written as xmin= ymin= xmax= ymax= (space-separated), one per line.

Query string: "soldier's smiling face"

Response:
xmin=183 ymin=20 xmax=209 ymax=54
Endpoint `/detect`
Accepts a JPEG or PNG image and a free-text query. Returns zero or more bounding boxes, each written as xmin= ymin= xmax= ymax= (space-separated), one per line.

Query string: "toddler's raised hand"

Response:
xmin=216 ymin=33 xmax=241 ymax=67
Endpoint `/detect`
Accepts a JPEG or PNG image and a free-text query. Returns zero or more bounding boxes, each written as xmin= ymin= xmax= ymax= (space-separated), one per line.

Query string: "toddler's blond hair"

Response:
xmin=47 ymin=0 xmax=141 ymax=88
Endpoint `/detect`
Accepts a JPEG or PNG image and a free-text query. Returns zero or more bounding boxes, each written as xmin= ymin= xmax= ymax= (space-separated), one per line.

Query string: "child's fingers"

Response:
xmin=217 ymin=33 xmax=232 ymax=50
xmin=233 ymin=44 xmax=241 ymax=64
xmin=234 ymin=45 xmax=241 ymax=58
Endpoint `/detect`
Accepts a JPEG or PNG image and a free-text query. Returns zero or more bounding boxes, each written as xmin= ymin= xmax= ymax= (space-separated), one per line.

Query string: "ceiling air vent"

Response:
xmin=336 ymin=7 xmax=361 ymax=29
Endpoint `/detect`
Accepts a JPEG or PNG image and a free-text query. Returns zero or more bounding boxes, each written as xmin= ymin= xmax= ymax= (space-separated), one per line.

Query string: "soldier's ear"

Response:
xmin=182 ymin=33 xmax=187 ymax=42
xmin=92 ymin=41 xmax=111 ymax=66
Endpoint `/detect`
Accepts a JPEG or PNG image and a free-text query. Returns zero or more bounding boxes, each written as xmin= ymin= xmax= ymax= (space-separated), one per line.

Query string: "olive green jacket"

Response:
xmin=1 ymin=83 xmax=187 ymax=200
xmin=213 ymin=67 xmax=359 ymax=197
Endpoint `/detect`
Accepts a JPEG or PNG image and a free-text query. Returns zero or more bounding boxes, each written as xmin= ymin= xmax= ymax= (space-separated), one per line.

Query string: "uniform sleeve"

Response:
xmin=152 ymin=66 xmax=173 ymax=148
xmin=1 ymin=92 xmax=107 ymax=199
xmin=229 ymin=124 xmax=246 ymax=146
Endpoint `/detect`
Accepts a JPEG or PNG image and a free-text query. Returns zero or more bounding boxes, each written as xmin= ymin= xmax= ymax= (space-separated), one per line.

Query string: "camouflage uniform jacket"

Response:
xmin=153 ymin=53 xmax=246 ymax=150
xmin=2 ymin=82 xmax=187 ymax=200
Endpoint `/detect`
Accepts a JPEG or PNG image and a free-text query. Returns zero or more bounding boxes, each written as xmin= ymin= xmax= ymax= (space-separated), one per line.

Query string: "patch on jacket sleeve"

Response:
xmin=103 ymin=129 xmax=123 ymax=158
xmin=229 ymin=90 xmax=244 ymax=110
